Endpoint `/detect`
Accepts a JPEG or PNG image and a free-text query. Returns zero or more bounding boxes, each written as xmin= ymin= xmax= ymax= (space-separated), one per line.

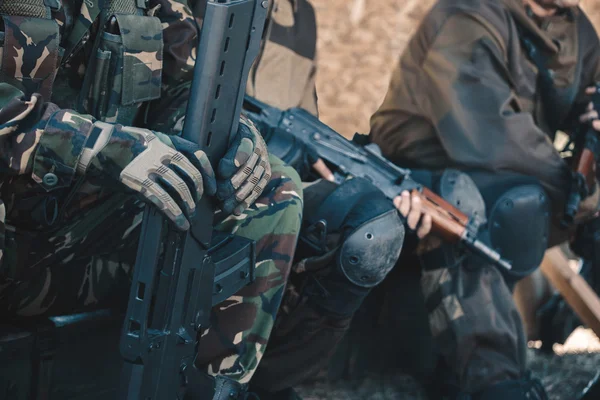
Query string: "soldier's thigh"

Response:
xmin=0 ymin=199 xmax=143 ymax=317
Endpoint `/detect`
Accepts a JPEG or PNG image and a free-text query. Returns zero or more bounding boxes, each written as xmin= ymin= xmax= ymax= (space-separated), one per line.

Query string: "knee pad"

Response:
xmin=338 ymin=208 xmax=405 ymax=288
xmin=488 ymin=184 xmax=550 ymax=279
xmin=419 ymin=170 xmax=486 ymax=271
xmin=302 ymin=184 xmax=404 ymax=316
xmin=438 ymin=169 xmax=487 ymax=227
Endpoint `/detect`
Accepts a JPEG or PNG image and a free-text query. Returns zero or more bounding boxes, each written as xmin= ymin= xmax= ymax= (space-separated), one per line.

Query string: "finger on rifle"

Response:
xmin=586 ymin=87 xmax=598 ymax=95
xmin=593 ymin=120 xmax=600 ymax=131
xmin=233 ymin=168 xmax=271 ymax=216
xmin=141 ymin=179 xmax=189 ymax=231
xmin=312 ymin=159 xmax=335 ymax=182
xmin=417 ymin=213 xmax=432 ymax=239
xmin=234 ymin=164 xmax=266 ymax=204
xmin=394 ymin=191 xmax=411 ymax=217
xmin=407 ymin=193 xmax=422 ymax=230
xmin=218 ymin=136 xmax=252 ymax=179
xmin=580 ymin=110 xmax=599 ymax=123
xmin=231 ymin=152 xmax=259 ymax=189
xmin=157 ymin=164 xmax=196 ymax=216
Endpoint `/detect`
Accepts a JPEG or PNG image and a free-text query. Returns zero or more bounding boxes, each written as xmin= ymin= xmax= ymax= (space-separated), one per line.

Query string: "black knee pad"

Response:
xmin=488 ymin=184 xmax=550 ymax=280
xmin=418 ymin=170 xmax=486 ymax=271
xmin=302 ymin=180 xmax=405 ymax=317
xmin=338 ymin=208 xmax=405 ymax=288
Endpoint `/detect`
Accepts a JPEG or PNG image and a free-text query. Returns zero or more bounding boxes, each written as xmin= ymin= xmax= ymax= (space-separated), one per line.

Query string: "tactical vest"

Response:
xmin=0 ymin=0 xmax=165 ymax=280
xmin=0 ymin=0 xmax=164 ymax=126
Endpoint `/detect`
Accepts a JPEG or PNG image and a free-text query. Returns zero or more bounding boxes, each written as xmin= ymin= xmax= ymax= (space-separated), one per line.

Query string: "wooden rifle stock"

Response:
xmin=414 ymin=187 xmax=470 ymax=244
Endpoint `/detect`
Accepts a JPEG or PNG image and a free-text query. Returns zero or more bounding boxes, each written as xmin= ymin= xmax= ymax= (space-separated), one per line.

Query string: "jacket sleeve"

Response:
xmin=0 ymin=1 xmax=198 ymax=192
xmin=0 ymin=83 xmax=100 ymax=191
xmin=386 ymin=13 xmax=571 ymax=203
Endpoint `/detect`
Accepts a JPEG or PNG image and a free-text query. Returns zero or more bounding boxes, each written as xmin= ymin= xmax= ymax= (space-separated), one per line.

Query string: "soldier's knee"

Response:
xmin=302 ymin=180 xmax=405 ymax=317
xmin=338 ymin=208 xmax=404 ymax=288
xmin=487 ymin=183 xmax=550 ymax=280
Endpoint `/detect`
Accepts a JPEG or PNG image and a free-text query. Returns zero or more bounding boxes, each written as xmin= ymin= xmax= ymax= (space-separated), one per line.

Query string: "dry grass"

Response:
xmin=311 ymin=0 xmax=600 ymax=138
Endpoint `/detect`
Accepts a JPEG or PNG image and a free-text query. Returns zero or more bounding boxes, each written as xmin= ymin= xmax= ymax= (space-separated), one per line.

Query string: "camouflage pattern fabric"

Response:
xmin=0 ymin=0 xmax=303 ymax=386
xmin=0 ymin=155 xmax=302 ymax=384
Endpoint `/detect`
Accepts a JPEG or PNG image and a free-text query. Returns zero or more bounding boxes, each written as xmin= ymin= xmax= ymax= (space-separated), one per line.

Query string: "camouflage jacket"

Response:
xmin=0 ymin=0 xmax=222 ymax=227
xmin=245 ymin=0 xmax=318 ymax=116
xmin=369 ymin=0 xmax=600 ymax=205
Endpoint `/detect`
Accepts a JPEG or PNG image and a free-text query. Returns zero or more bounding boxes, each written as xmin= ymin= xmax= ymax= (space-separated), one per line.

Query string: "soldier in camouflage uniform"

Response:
xmin=0 ymin=0 xmax=303 ymax=399
xmin=370 ymin=0 xmax=600 ymax=398
xmin=220 ymin=2 xmax=432 ymax=399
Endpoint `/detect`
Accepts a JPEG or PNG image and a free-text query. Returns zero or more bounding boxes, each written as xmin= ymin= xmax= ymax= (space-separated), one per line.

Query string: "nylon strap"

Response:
xmin=0 ymin=0 xmax=53 ymax=19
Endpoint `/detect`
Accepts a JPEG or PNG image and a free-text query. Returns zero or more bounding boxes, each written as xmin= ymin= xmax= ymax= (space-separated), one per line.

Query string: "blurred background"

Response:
xmin=294 ymin=1 xmax=600 ymax=399
xmin=311 ymin=0 xmax=600 ymax=137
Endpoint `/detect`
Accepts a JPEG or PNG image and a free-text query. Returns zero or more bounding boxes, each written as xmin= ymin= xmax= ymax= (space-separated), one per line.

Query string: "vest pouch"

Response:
xmin=0 ymin=15 xmax=60 ymax=100
xmin=83 ymin=14 xmax=163 ymax=124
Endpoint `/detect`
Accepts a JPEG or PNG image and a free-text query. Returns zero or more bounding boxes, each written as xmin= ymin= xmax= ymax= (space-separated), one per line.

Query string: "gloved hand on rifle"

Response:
xmin=81 ymin=116 xmax=274 ymax=230
xmin=216 ymin=115 xmax=272 ymax=216
xmin=80 ymin=122 xmax=217 ymax=231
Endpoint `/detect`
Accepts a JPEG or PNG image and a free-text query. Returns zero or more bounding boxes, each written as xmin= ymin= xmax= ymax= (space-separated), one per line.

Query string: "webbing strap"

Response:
xmin=0 ymin=0 xmax=50 ymax=19
xmin=105 ymin=0 xmax=143 ymax=16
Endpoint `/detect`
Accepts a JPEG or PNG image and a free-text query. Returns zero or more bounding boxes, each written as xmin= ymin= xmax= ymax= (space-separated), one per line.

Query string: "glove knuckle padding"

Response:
xmin=338 ymin=209 xmax=405 ymax=288
xmin=488 ymin=183 xmax=550 ymax=279
xmin=220 ymin=117 xmax=272 ymax=214
xmin=118 ymin=127 xmax=203 ymax=227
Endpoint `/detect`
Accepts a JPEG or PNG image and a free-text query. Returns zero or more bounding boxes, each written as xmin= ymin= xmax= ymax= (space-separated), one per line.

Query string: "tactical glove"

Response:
xmin=217 ymin=115 xmax=271 ymax=215
xmin=78 ymin=122 xmax=216 ymax=231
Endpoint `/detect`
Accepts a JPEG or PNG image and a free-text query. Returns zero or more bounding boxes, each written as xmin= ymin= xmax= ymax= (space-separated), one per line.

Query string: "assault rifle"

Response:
xmin=118 ymin=2 xmax=267 ymax=399
xmin=563 ymin=84 xmax=600 ymax=227
xmin=243 ymin=96 xmax=512 ymax=271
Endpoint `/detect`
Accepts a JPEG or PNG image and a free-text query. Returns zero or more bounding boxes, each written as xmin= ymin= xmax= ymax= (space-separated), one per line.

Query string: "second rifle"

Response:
xmin=243 ymin=96 xmax=512 ymax=271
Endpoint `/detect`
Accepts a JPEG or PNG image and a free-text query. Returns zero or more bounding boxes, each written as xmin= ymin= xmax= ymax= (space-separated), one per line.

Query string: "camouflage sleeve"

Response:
xmin=142 ymin=0 xmax=198 ymax=134
xmin=0 ymin=83 xmax=97 ymax=191
xmin=406 ymin=13 xmax=570 ymax=202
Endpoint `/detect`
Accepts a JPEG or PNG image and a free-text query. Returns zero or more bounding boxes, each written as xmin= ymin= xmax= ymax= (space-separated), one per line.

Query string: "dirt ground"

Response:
xmin=296 ymin=328 xmax=600 ymax=400
xmin=293 ymin=1 xmax=600 ymax=399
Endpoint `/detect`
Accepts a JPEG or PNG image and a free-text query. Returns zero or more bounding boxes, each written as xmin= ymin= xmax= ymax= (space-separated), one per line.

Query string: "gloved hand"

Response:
xmin=216 ymin=116 xmax=271 ymax=215
xmin=80 ymin=122 xmax=216 ymax=230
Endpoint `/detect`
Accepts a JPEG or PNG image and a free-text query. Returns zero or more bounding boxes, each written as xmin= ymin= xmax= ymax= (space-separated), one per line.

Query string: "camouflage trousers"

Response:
xmin=0 ymin=155 xmax=303 ymax=385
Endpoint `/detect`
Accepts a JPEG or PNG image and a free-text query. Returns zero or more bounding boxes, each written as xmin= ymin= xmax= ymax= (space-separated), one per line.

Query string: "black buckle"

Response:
xmin=301 ymin=219 xmax=328 ymax=253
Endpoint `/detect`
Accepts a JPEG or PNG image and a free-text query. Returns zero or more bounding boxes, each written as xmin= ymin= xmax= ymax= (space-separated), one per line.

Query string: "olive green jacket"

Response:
xmin=370 ymin=0 xmax=600 ymax=204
